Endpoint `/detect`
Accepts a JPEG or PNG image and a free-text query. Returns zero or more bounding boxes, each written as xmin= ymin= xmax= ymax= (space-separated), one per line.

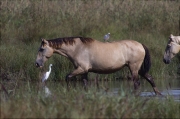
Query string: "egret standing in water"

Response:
xmin=104 ymin=33 xmax=110 ymax=42
xmin=42 ymin=64 xmax=52 ymax=82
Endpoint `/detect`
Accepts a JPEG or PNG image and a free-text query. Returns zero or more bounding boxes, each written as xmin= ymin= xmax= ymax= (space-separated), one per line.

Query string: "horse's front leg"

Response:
xmin=65 ymin=67 xmax=86 ymax=88
xmin=81 ymin=73 xmax=88 ymax=89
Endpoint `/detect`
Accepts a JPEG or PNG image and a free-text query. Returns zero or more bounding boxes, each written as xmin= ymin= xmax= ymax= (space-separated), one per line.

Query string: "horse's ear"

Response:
xmin=169 ymin=34 xmax=176 ymax=42
xmin=41 ymin=38 xmax=48 ymax=45
xmin=170 ymin=34 xmax=174 ymax=38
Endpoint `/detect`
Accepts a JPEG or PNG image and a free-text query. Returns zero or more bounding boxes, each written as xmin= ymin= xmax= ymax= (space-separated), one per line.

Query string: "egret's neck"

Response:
xmin=49 ymin=66 xmax=52 ymax=72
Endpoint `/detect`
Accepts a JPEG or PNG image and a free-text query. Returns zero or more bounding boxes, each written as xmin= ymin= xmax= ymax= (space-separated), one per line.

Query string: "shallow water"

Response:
xmin=141 ymin=79 xmax=180 ymax=102
xmin=106 ymin=79 xmax=180 ymax=102
xmin=41 ymin=78 xmax=180 ymax=102
xmin=1 ymin=78 xmax=180 ymax=102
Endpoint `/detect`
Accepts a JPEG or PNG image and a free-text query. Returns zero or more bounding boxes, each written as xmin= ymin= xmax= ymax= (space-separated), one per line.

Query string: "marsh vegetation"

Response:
xmin=1 ymin=79 xmax=180 ymax=118
xmin=0 ymin=0 xmax=180 ymax=118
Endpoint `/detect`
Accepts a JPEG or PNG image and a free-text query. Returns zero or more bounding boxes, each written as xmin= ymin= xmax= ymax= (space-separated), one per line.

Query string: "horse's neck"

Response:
xmin=53 ymin=43 xmax=80 ymax=58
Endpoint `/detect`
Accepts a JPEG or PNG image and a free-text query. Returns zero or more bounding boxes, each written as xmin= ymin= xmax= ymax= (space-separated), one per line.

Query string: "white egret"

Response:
xmin=104 ymin=33 xmax=110 ymax=42
xmin=42 ymin=64 xmax=52 ymax=82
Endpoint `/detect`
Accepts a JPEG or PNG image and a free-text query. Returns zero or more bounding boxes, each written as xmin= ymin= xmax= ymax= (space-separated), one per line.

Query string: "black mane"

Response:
xmin=47 ymin=37 xmax=94 ymax=48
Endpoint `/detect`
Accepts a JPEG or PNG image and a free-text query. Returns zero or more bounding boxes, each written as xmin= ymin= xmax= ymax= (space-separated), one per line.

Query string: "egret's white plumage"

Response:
xmin=104 ymin=33 xmax=110 ymax=42
xmin=42 ymin=64 xmax=52 ymax=82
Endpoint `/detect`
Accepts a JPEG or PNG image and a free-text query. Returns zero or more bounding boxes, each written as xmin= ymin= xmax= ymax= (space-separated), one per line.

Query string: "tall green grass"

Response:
xmin=0 ymin=0 xmax=179 ymax=81
xmin=1 ymin=82 xmax=179 ymax=118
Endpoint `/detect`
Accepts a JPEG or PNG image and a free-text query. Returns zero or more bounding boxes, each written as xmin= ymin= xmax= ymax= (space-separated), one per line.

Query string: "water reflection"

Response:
xmin=161 ymin=89 xmax=180 ymax=102
xmin=44 ymin=85 xmax=52 ymax=97
xmin=1 ymin=78 xmax=180 ymax=102
xmin=91 ymin=78 xmax=180 ymax=102
xmin=37 ymin=78 xmax=180 ymax=101
xmin=139 ymin=79 xmax=180 ymax=102
xmin=140 ymin=89 xmax=180 ymax=102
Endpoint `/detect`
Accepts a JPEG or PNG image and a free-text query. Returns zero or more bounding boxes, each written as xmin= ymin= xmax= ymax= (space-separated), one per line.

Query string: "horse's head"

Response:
xmin=35 ymin=39 xmax=54 ymax=68
xmin=163 ymin=34 xmax=180 ymax=64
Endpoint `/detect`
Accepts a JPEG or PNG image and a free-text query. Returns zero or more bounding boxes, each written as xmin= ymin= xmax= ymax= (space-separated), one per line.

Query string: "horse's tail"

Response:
xmin=139 ymin=44 xmax=151 ymax=76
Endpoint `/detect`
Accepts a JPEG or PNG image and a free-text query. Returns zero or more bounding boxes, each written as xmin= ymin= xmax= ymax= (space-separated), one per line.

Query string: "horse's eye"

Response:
xmin=169 ymin=37 xmax=173 ymax=41
xmin=167 ymin=44 xmax=171 ymax=49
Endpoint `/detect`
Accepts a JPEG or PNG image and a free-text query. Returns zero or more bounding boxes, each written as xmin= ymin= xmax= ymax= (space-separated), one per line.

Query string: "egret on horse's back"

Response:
xmin=104 ymin=33 xmax=110 ymax=42
xmin=35 ymin=36 xmax=161 ymax=95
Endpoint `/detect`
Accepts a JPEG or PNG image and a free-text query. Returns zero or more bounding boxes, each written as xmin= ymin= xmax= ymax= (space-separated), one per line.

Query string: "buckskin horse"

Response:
xmin=35 ymin=37 xmax=161 ymax=95
xmin=163 ymin=34 xmax=180 ymax=64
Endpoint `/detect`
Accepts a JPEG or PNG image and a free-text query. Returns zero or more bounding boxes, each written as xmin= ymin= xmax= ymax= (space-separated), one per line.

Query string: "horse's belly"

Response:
xmin=89 ymin=67 xmax=124 ymax=74
xmin=89 ymin=62 xmax=126 ymax=74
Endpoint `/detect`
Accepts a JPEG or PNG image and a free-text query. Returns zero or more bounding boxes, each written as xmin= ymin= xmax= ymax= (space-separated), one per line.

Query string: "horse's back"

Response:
xmin=90 ymin=40 xmax=145 ymax=58
xmin=85 ymin=39 xmax=145 ymax=73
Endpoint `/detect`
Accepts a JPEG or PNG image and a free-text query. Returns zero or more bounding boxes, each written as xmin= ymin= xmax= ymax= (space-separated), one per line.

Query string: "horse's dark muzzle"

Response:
xmin=36 ymin=63 xmax=43 ymax=68
xmin=35 ymin=63 xmax=40 ymax=67
xmin=163 ymin=59 xmax=170 ymax=64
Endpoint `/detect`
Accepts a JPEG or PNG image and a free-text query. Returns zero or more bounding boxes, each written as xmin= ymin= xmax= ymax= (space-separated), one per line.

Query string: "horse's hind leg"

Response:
xmin=132 ymin=72 xmax=140 ymax=90
xmin=140 ymin=73 xmax=162 ymax=95
xmin=129 ymin=65 xmax=141 ymax=90
xmin=129 ymin=70 xmax=141 ymax=96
